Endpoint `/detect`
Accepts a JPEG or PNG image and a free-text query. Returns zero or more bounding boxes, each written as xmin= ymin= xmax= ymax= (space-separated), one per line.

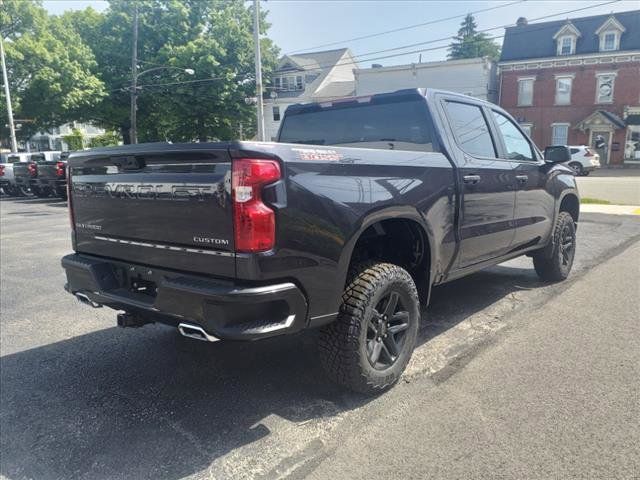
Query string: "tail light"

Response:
xmin=232 ymin=159 xmax=281 ymax=252
xmin=67 ymin=163 xmax=74 ymax=230
xmin=28 ymin=162 xmax=38 ymax=177
xmin=0 ymin=165 xmax=4 ymax=177
xmin=584 ymin=148 xmax=594 ymax=157
xmin=56 ymin=161 xmax=66 ymax=177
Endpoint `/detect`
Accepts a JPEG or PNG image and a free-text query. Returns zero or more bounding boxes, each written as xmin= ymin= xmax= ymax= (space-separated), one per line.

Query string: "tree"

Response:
xmin=448 ymin=14 xmax=500 ymax=60
xmin=67 ymin=0 xmax=279 ymax=143
xmin=0 ymin=1 xmax=106 ymax=142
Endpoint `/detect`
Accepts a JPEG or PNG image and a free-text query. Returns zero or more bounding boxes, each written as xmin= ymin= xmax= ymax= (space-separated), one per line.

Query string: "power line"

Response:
xmin=285 ymin=0 xmax=527 ymax=55
xmin=108 ymin=0 xmax=622 ymax=94
xmin=295 ymin=0 xmax=622 ymax=72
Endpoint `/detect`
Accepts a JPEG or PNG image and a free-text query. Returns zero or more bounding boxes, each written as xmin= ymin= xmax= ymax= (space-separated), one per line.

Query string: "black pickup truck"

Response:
xmin=31 ymin=151 xmax=70 ymax=199
xmin=62 ymin=89 xmax=579 ymax=393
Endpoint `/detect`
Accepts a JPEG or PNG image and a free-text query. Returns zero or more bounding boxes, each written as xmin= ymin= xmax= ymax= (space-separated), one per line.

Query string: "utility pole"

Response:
xmin=253 ymin=0 xmax=265 ymax=141
xmin=0 ymin=37 xmax=18 ymax=152
xmin=129 ymin=2 xmax=139 ymax=144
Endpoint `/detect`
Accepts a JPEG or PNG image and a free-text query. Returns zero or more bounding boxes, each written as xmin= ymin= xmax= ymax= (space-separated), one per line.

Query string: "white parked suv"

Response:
xmin=566 ymin=145 xmax=600 ymax=176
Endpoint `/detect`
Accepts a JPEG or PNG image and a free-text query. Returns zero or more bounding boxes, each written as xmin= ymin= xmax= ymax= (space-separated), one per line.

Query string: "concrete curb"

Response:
xmin=580 ymin=204 xmax=640 ymax=215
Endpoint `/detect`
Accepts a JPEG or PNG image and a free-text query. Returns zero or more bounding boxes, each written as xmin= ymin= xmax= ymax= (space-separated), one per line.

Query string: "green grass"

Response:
xmin=580 ymin=197 xmax=611 ymax=205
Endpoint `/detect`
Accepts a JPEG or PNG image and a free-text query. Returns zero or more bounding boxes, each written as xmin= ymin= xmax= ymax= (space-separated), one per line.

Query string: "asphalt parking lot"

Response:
xmin=1 ymin=195 xmax=639 ymax=480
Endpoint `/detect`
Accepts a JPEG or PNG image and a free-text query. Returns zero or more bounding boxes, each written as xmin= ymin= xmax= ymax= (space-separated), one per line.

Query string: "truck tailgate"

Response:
xmin=70 ymin=145 xmax=236 ymax=277
xmin=37 ymin=162 xmax=62 ymax=181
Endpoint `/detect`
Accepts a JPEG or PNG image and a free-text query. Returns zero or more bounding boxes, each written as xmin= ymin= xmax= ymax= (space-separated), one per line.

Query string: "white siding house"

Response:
xmin=264 ymin=48 xmax=357 ymax=140
xmin=28 ymin=122 xmax=106 ymax=151
xmin=354 ymin=57 xmax=498 ymax=102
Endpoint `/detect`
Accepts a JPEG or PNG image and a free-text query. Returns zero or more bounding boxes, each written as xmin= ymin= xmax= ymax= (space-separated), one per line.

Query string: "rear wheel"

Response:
xmin=55 ymin=187 xmax=67 ymax=200
xmin=532 ymin=211 xmax=576 ymax=282
xmin=318 ymin=262 xmax=420 ymax=395
xmin=17 ymin=185 xmax=30 ymax=196
xmin=568 ymin=162 xmax=583 ymax=176
xmin=32 ymin=186 xmax=52 ymax=198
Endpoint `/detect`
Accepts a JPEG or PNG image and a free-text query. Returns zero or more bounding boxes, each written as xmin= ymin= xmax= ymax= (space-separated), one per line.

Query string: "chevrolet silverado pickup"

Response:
xmin=13 ymin=152 xmax=62 ymax=197
xmin=61 ymin=89 xmax=579 ymax=394
xmin=31 ymin=151 xmax=70 ymax=198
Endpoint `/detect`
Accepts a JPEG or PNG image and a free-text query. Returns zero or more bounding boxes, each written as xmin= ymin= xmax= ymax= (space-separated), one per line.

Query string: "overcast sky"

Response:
xmin=43 ymin=0 xmax=639 ymax=65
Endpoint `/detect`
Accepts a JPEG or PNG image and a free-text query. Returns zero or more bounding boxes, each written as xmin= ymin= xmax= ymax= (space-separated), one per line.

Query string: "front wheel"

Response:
xmin=532 ymin=212 xmax=576 ymax=282
xmin=318 ymin=262 xmax=420 ymax=395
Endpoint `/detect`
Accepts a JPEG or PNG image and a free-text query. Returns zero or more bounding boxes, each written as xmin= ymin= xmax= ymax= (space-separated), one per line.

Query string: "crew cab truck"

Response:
xmin=31 ymin=151 xmax=69 ymax=199
xmin=61 ymin=89 xmax=579 ymax=394
xmin=13 ymin=152 xmax=62 ymax=197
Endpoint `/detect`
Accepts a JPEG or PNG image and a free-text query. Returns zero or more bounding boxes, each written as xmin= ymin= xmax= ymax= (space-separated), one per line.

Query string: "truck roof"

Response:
xmin=284 ymin=88 xmax=497 ymax=116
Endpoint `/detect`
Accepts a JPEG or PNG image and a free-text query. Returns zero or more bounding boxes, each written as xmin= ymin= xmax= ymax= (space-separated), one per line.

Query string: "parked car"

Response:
xmin=13 ymin=152 xmax=62 ymax=197
xmin=1 ymin=153 xmax=32 ymax=196
xmin=61 ymin=89 xmax=579 ymax=394
xmin=31 ymin=151 xmax=69 ymax=199
xmin=566 ymin=145 xmax=600 ymax=176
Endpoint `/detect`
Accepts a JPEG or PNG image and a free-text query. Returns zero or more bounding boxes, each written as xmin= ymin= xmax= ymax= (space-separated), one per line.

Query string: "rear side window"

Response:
xmin=570 ymin=148 xmax=579 ymax=154
xmin=279 ymin=98 xmax=436 ymax=152
xmin=444 ymin=101 xmax=496 ymax=158
xmin=492 ymin=111 xmax=534 ymax=161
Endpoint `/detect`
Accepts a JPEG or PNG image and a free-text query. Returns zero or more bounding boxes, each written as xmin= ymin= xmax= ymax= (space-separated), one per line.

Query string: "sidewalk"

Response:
xmin=308 ymin=242 xmax=640 ymax=480
xmin=580 ymin=203 xmax=640 ymax=215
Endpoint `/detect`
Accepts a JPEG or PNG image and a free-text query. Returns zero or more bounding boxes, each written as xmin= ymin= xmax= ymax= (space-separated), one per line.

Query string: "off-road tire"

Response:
xmin=532 ymin=211 xmax=576 ymax=282
xmin=318 ymin=262 xmax=420 ymax=395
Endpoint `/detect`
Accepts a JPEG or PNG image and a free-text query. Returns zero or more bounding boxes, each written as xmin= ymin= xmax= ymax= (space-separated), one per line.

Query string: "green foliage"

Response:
xmin=2 ymin=0 xmax=279 ymax=145
xmin=67 ymin=0 xmax=279 ymax=143
xmin=448 ymin=14 xmax=500 ymax=61
xmin=62 ymin=128 xmax=84 ymax=151
xmin=1 ymin=1 xmax=106 ymax=141
xmin=89 ymin=131 xmax=121 ymax=148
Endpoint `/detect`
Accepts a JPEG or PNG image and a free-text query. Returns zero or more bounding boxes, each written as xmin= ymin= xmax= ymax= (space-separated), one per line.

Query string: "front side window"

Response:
xmin=596 ymin=74 xmax=615 ymax=103
xmin=551 ymin=124 xmax=569 ymax=146
xmin=520 ymin=123 xmax=533 ymax=137
xmin=517 ymin=78 xmax=534 ymax=106
xmin=444 ymin=102 xmax=496 ymax=158
xmin=555 ymin=77 xmax=573 ymax=105
xmin=492 ymin=111 xmax=534 ymax=161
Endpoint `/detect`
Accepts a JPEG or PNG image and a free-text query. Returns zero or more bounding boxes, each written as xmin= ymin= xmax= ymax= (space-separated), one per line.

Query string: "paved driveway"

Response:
xmin=1 ymin=195 xmax=639 ymax=479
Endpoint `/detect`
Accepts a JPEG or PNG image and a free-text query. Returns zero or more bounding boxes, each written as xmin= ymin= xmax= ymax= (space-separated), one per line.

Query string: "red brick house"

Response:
xmin=498 ymin=10 xmax=640 ymax=165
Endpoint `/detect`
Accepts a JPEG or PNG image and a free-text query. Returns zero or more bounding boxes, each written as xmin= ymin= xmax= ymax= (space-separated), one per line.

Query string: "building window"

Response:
xmin=517 ymin=77 xmax=534 ymax=106
xmin=602 ymin=32 xmax=617 ymax=51
xmin=555 ymin=76 xmax=573 ymax=105
xmin=558 ymin=36 xmax=575 ymax=55
xmin=273 ymin=106 xmax=280 ymax=122
xmin=596 ymin=73 xmax=615 ymax=103
xmin=551 ymin=124 xmax=569 ymax=146
xmin=274 ymin=74 xmax=304 ymax=92
xmin=520 ymin=123 xmax=533 ymax=137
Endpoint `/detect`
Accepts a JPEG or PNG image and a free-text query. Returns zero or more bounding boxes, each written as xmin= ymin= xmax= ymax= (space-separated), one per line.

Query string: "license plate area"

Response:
xmin=130 ymin=277 xmax=158 ymax=298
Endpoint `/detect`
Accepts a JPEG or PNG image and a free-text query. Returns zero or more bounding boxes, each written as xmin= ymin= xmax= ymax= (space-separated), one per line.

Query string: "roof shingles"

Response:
xmin=500 ymin=10 xmax=640 ymax=62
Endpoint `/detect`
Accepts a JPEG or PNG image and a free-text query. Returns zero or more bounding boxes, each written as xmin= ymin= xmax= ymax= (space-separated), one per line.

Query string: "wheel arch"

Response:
xmin=337 ymin=206 xmax=436 ymax=305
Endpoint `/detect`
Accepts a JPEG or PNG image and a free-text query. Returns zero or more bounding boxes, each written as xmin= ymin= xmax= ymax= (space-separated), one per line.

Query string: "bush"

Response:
xmin=62 ymin=128 xmax=84 ymax=151
xmin=89 ymin=131 xmax=121 ymax=148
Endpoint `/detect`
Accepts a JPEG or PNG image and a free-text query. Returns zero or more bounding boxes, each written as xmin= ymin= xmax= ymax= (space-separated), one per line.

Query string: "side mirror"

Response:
xmin=544 ymin=145 xmax=571 ymax=163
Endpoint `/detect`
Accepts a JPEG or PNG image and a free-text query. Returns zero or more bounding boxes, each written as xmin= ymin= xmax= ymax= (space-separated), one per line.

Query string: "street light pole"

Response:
xmin=0 ymin=36 xmax=18 ymax=152
xmin=253 ymin=0 xmax=266 ymax=141
xmin=129 ymin=2 xmax=139 ymax=144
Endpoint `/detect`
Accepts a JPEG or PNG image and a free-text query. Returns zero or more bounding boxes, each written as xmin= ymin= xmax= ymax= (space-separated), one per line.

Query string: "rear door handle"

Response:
xmin=516 ymin=175 xmax=528 ymax=183
xmin=463 ymin=174 xmax=481 ymax=185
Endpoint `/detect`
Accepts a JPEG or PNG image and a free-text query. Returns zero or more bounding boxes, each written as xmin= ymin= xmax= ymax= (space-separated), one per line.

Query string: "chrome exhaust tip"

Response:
xmin=178 ymin=323 xmax=220 ymax=342
xmin=75 ymin=292 xmax=102 ymax=308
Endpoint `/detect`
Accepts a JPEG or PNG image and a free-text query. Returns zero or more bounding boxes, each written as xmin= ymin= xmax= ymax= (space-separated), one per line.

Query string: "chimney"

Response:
xmin=516 ymin=17 xmax=528 ymax=26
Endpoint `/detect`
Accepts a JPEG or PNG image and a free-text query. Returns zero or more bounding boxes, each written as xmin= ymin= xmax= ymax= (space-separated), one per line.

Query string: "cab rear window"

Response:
xmin=279 ymin=98 xmax=437 ymax=152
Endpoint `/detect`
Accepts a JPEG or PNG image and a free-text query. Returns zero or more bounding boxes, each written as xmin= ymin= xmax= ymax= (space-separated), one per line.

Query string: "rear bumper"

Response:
xmin=62 ymin=253 xmax=308 ymax=341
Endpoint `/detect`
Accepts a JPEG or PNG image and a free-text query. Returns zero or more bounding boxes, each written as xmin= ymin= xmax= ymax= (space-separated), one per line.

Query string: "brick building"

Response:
xmin=499 ymin=10 xmax=640 ymax=165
